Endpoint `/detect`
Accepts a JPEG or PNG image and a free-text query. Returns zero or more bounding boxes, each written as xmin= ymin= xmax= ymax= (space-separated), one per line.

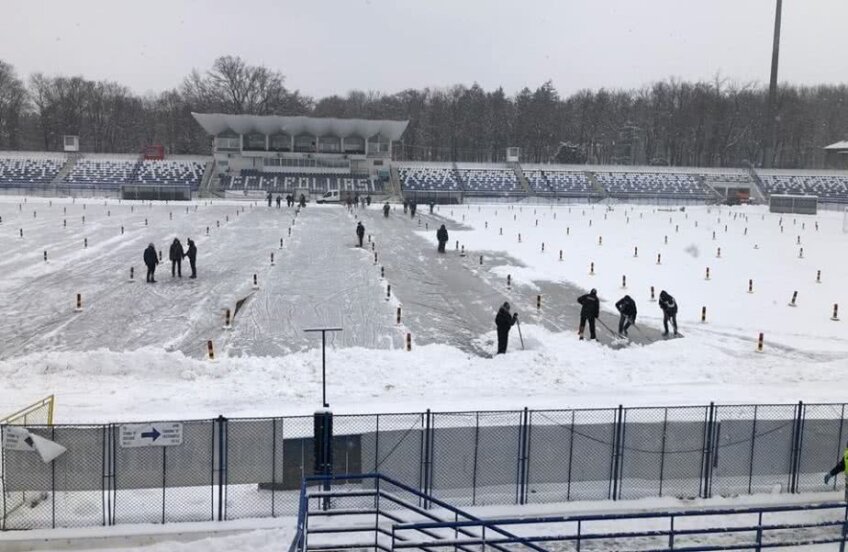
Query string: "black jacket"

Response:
xmin=169 ymin=240 xmax=184 ymax=261
xmin=185 ymin=241 xmax=197 ymax=261
xmin=828 ymin=457 xmax=846 ymax=478
xmin=356 ymin=224 xmax=365 ymax=238
xmin=577 ymin=293 xmax=600 ymax=319
xmin=436 ymin=226 xmax=449 ymax=243
xmin=615 ymin=295 xmax=637 ymax=319
xmin=143 ymin=246 xmax=158 ymax=267
xmin=659 ymin=292 xmax=678 ymax=315
xmin=495 ymin=307 xmax=516 ymax=332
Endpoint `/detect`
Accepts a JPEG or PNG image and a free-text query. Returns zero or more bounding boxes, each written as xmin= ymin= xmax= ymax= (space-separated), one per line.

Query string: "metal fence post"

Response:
xmin=271 ymin=418 xmax=277 ymax=517
xmin=748 ymin=405 xmax=759 ymax=495
xmin=566 ymin=410 xmax=575 ymax=502
xmin=516 ymin=407 xmax=530 ymax=505
xmin=610 ymin=405 xmax=624 ymax=501
xmin=217 ymin=415 xmax=228 ymax=521
xmin=792 ymin=401 xmax=806 ymax=494
xmin=701 ymin=403 xmax=715 ymax=499
xmin=313 ymin=410 xmax=333 ymax=511
xmin=472 ymin=412 xmax=480 ymax=506
xmin=835 ymin=405 xmax=846 ymax=492
xmin=659 ymin=408 xmax=668 ymax=497
xmin=51 ymin=426 xmax=56 ymax=529
xmin=840 ymin=500 xmax=848 ymax=552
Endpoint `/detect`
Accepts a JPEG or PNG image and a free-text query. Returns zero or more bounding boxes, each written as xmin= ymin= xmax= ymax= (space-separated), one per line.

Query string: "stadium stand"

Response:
xmin=63 ymin=158 xmax=136 ymax=188
xmin=758 ymin=173 xmax=848 ymax=203
xmin=397 ymin=166 xmax=461 ymax=192
xmin=596 ymin=171 xmax=714 ymax=199
xmin=136 ymin=160 xmax=205 ymax=189
xmin=0 ymin=155 xmax=65 ymax=185
xmin=457 ymin=168 xmax=521 ymax=194
xmin=222 ymin=171 xmax=375 ymax=193
xmin=526 ymin=169 xmax=594 ymax=195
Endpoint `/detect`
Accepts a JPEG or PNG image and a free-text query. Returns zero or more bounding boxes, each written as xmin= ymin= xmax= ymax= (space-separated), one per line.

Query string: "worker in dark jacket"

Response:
xmin=436 ymin=224 xmax=449 ymax=253
xmin=356 ymin=222 xmax=365 ymax=247
xmin=143 ymin=243 xmax=158 ymax=283
xmin=409 ymin=202 xmax=417 ymax=218
xmin=615 ymin=295 xmax=637 ymax=337
xmin=275 ymin=195 xmax=282 ymax=208
xmin=299 ymin=194 xmax=306 ymax=208
xmin=169 ymin=238 xmax=184 ymax=278
xmin=825 ymin=442 xmax=848 ymax=500
xmin=184 ymin=238 xmax=197 ymax=279
xmin=577 ymin=289 xmax=600 ymax=340
xmin=266 ymin=191 xmax=273 ymax=207
xmin=659 ymin=290 xmax=678 ymax=336
xmin=495 ymin=302 xmax=519 ymax=354
xmin=383 ymin=202 xmax=390 ymax=218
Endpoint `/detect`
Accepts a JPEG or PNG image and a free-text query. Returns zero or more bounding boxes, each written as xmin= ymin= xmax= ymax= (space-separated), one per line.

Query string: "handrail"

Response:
xmin=296 ymin=473 xmax=548 ymax=552
xmin=391 ymin=500 xmax=848 ymax=552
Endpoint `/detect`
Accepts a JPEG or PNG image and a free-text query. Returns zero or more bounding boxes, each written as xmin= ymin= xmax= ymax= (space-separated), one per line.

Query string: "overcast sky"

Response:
xmin=3 ymin=0 xmax=847 ymax=99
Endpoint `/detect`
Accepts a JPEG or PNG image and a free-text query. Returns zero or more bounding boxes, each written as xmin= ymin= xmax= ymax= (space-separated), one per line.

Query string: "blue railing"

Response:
xmin=290 ymin=473 xmax=547 ymax=552
xmin=392 ymin=501 xmax=848 ymax=552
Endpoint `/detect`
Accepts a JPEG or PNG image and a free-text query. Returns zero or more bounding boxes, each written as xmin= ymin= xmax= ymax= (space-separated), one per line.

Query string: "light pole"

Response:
xmin=765 ymin=0 xmax=783 ymax=168
xmin=304 ymin=327 xmax=342 ymax=408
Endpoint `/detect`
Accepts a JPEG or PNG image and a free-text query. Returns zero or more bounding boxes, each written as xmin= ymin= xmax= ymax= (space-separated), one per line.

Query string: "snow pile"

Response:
xmin=2 ymin=320 xmax=846 ymax=423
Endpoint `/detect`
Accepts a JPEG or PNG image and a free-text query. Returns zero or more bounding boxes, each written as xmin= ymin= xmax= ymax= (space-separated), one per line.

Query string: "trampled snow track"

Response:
xmin=0 ymin=198 xmax=288 ymax=358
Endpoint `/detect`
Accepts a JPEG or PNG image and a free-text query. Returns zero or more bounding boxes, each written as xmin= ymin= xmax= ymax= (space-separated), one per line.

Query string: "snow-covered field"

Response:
xmin=0 ymin=197 xmax=847 ymax=422
xmin=2 ymin=195 xmax=848 ymax=550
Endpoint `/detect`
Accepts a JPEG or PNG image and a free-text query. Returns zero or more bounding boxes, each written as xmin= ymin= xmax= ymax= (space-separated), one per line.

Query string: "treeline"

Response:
xmin=0 ymin=55 xmax=846 ymax=168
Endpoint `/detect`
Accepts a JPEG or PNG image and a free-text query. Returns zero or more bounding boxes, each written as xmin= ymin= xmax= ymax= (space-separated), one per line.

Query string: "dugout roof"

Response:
xmin=192 ymin=113 xmax=409 ymax=140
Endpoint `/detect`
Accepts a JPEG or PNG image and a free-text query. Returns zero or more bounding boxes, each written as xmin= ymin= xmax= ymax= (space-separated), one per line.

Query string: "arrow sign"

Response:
xmin=141 ymin=428 xmax=161 ymax=442
xmin=120 ymin=423 xmax=182 ymax=448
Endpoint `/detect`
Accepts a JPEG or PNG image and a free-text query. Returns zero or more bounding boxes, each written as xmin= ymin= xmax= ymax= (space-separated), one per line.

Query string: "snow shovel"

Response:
xmin=516 ymin=319 xmax=525 ymax=350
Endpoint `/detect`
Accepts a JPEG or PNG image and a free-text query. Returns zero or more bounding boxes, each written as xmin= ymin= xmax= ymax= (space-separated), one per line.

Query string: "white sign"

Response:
xmin=2 ymin=426 xmax=37 ymax=451
xmin=120 ymin=423 xmax=183 ymax=448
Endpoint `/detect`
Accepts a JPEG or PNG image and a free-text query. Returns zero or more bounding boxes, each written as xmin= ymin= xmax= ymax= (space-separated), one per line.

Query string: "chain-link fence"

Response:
xmin=2 ymin=402 xmax=847 ymax=531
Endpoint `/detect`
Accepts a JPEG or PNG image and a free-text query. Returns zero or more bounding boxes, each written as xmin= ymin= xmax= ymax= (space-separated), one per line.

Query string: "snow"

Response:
xmin=0 ymin=198 xmax=847 ymax=422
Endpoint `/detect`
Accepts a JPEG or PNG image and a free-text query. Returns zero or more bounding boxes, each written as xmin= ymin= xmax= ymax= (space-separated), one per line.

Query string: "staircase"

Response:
xmin=699 ymin=175 xmax=725 ymax=204
xmin=747 ymin=167 xmax=768 ymax=203
xmin=52 ymin=153 xmax=81 ymax=187
xmin=509 ymin=162 xmax=532 ymax=195
xmin=389 ymin=165 xmax=402 ymax=200
xmin=199 ymin=160 xmax=218 ymax=198
xmin=585 ymin=170 xmax=608 ymax=200
xmin=451 ymin=162 xmax=466 ymax=192
xmin=291 ymin=474 xmax=543 ymax=552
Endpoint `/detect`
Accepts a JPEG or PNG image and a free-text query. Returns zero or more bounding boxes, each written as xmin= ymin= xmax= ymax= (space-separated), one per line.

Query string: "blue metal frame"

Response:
xmin=392 ymin=501 xmax=848 ymax=552
xmin=290 ymin=473 xmax=548 ymax=552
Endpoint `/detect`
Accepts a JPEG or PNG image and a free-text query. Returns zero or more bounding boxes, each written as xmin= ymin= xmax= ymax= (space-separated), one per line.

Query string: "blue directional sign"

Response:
xmin=120 ymin=423 xmax=182 ymax=448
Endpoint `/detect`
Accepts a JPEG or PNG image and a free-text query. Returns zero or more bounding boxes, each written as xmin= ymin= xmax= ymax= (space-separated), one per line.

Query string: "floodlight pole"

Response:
xmin=304 ymin=327 xmax=343 ymax=408
xmin=765 ymin=0 xmax=783 ymax=168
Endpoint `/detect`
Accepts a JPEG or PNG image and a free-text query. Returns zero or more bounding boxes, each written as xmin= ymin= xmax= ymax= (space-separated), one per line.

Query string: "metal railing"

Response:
xmin=392 ymin=501 xmax=848 ymax=552
xmin=292 ymin=473 xmax=543 ymax=552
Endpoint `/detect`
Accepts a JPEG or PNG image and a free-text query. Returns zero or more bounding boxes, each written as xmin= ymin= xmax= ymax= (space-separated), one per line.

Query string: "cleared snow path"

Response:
xmin=361 ymin=207 xmax=663 ymax=353
xmin=223 ymin=205 xmax=402 ymax=355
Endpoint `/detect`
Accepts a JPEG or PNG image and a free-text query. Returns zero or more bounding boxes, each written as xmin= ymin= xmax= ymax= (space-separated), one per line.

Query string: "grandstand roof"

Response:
xmin=191 ymin=113 xmax=409 ymax=140
xmin=824 ymin=140 xmax=848 ymax=150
